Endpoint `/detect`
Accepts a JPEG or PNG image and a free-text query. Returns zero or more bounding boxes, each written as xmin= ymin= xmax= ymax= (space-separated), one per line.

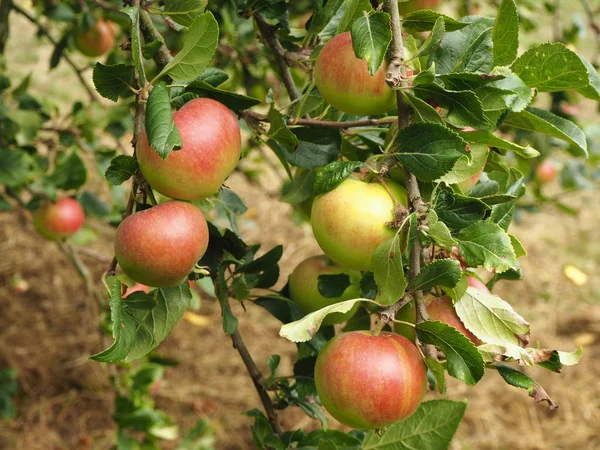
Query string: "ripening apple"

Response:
xmin=74 ymin=20 xmax=117 ymax=57
xmin=33 ymin=197 xmax=85 ymax=241
xmin=458 ymin=169 xmax=483 ymax=193
xmin=398 ymin=0 xmax=440 ymax=14
xmin=114 ymin=201 xmax=209 ymax=288
xmin=466 ymin=275 xmax=491 ymax=294
xmin=535 ymin=159 xmax=558 ymax=184
xmin=137 ymin=98 xmax=241 ymax=201
xmin=314 ymin=32 xmax=396 ymax=116
xmin=311 ymin=178 xmax=407 ymax=271
xmin=288 ymin=255 xmax=361 ymax=325
xmin=427 ymin=296 xmax=481 ymax=345
xmin=315 ymin=331 xmax=427 ymax=429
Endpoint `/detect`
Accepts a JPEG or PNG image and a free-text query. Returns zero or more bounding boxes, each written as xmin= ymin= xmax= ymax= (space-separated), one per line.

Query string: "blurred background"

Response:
xmin=1 ymin=0 xmax=599 ymax=449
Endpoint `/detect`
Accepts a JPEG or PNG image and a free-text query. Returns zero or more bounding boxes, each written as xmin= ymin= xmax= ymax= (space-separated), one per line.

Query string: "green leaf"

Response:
xmin=455 ymin=287 xmax=530 ymax=346
xmin=313 ymin=161 xmax=367 ymax=196
xmin=394 ymin=123 xmax=470 ymax=182
xmin=105 ymin=155 xmax=138 ymax=186
xmin=178 ymin=419 xmax=215 ymax=450
xmin=493 ymin=364 xmax=557 ymax=409
xmin=142 ymin=40 xmax=162 ymax=59
xmin=350 ymin=11 xmax=391 ymax=75
xmin=576 ymin=56 xmax=600 ymax=101
xmin=503 ymin=107 xmax=588 ymax=157
xmin=509 ymin=234 xmax=526 ymax=258
xmin=458 ymin=129 xmax=539 ymax=158
xmin=145 ymin=81 xmax=182 ymax=159
xmin=284 ymin=128 xmax=341 ymax=170
xmin=490 ymin=68 xmax=533 ymax=112
xmin=156 ymin=12 xmax=219 ymax=82
xmin=279 ymin=299 xmax=373 ymax=343
xmin=336 ymin=0 xmax=372 ymax=35
xmin=120 ymin=6 xmax=146 ymax=86
xmin=372 ymin=234 xmax=407 ymax=306
xmin=537 ymin=347 xmax=583 ymax=372
xmin=78 ymin=191 xmax=111 ymax=218
xmin=267 ymin=104 xmax=298 ymax=152
xmin=318 ymin=273 xmax=351 ymax=298
xmin=430 ymin=17 xmax=494 ymax=74
xmin=492 ymin=0 xmax=519 ymax=66
xmin=414 ymin=16 xmax=445 ymax=59
xmin=163 ymin=0 xmax=207 ymax=27
xmin=425 ymin=358 xmax=446 ymax=395
xmin=92 ymin=63 xmax=134 ymax=102
xmin=489 ymin=169 xmax=525 ymax=230
xmin=281 ymin=169 xmax=315 ymax=204
xmin=319 ymin=0 xmax=371 ymax=40
xmin=49 ymin=151 xmax=87 ymax=190
xmin=409 ymin=259 xmax=462 ymax=292
xmin=184 ymin=79 xmax=261 ymax=111
xmin=511 ymin=43 xmax=589 ymax=92
xmin=431 ymin=184 xmax=490 ymax=231
xmin=404 ymin=92 xmax=443 ymax=124
xmin=456 ymin=221 xmax=518 ymax=273
xmin=50 ymin=30 xmax=71 ymax=69
xmin=413 ymin=83 xmax=486 ymax=128
xmin=401 ymin=10 xmax=470 ymax=32
xmin=438 ymin=143 xmax=489 ymax=185
xmin=442 ymin=272 xmax=468 ymax=302
xmin=199 ymin=68 xmax=229 ymax=87
xmin=425 ymin=210 xmax=457 ymax=248
xmin=416 ymin=320 xmax=485 ymax=385
xmin=0 ymin=149 xmax=31 ymax=187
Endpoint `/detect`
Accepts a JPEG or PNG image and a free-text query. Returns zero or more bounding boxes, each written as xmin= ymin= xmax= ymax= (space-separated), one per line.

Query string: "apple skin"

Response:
xmin=74 ymin=20 xmax=116 ymax=57
xmin=288 ymin=255 xmax=361 ymax=325
xmin=315 ymin=331 xmax=427 ymax=429
xmin=33 ymin=197 xmax=85 ymax=241
xmin=458 ymin=169 xmax=483 ymax=193
xmin=137 ymin=98 xmax=241 ymax=201
xmin=535 ymin=159 xmax=558 ymax=184
xmin=398 ymin=0 xmax=440 ymax=14
xmin=467 ymin=275 xmax=491 ymax=294
xmin=427 ymin=296 xmax=481 ymax=345
xmin=314 ymin=32 xmax=396 ymax=116
xmin=311 ymin=178 xmax=407 ymax=271
xmin=114 ymin=201 xmax=209 ymax=288
xmin=394 ymin=301 xmax=417 ymax=342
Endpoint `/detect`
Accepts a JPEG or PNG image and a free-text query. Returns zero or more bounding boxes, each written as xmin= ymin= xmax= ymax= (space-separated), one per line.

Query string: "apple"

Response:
xmin=33 ymin=197 xmax=85 ymax=241
xmin=288 ymin=255 xmax=361 ymax=325
xmin=535 ymin=159 xmax=558 ymax=184
xmin=137 ymin=98 xmax=241 ymax=201
xmin=394 ymin=300 xmax=417 ymax=342
xmin=311 ymin=178 xmax=407 ymax=271
xmin=467 ymin=275 xmax=490 ymax=294
xmin=314 ymin=32 xmax=396 ymax=116
xmin=398 ymin=0 xmax=440 ymax=15
xmin=458 ymin=169 xmax=483 ymax=193
xmin=315 ymin=331 xmax=427 ymax=429
xmin=427 ymin=296 xmax=481 ymax=345
xmin=124 ymin=283 xmax=150 ymax=297
xmin=114 ymin=201 xmax=209 ymax=288
xmin=74 ymin=20 xmax=116 ymax=57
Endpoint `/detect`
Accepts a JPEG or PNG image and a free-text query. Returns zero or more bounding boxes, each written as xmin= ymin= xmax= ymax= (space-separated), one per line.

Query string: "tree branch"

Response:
xmin=11 ymin=3 xmax=98 ymax=103
xmin=253 ymin=13 xmax=300 ymax=101
xmin=239 ymin=109 xmax=397 ymax=129
xmin=219 ymin=294 xmax=282 ymax=434
xmin=139 ymin=9 xmax=174 ymax=69
xmin=384 ymin=0 xmax=436 ymax=359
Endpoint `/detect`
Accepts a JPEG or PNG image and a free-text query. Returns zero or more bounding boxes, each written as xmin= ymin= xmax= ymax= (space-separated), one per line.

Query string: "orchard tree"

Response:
xmin=1 ymin=0 xmax=598 ymax=448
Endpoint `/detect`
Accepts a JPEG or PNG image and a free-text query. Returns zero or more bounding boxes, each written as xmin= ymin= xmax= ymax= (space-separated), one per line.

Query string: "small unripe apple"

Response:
xmin=124 ymin=283 xmax=150 ymax=297
xmin=427 ymin=296 xmax=481 ymax=345
xmin=115 ymin=201 xmax=209 ymax=288
xmin=288 ymin=255 xmax=361 ymax=325
xmin=33 ymin=197 xmax=85 ymax=241
xmin=398 ymin=0 xmax=440 ymax=14
xmin=535 ymin=159 xmax=558 ymax=184
xmin=314 ymin=32 xmax=396 ymax=116
xmin=315 ymin=331 xmax=427 ymax=429
xmin=394 ymin=300 xmax=417 ymax=341
xmin=137 ymin=98 xmax=241 ymax=201
xmin=74 ymin=20 xmax=116 ymax=57
xmin=311 ymin=178 xmax=407 ymax=271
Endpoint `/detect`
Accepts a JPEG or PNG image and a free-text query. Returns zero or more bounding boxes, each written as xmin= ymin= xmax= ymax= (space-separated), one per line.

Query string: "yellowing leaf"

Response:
xmin=564 ymin=265 xmax=588 ymax=286
xmin=183 ymin=311 xmax=211 ymax=327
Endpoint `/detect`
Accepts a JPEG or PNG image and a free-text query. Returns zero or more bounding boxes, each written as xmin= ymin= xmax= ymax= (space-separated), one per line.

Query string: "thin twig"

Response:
xmin=239 ymin=109 xmax=397 ymax=129
xmin=580 ymin=0 xmax=600 ymax=65
xmin=11 ymin=3 xmax=98 ymax=103
xmin=219 ymin=294 xmax=282 ymax=434
xmin=384 ymin=0 xmax=436 ymax=360
xmin=58 ymin=242 xmax=105 ymax=309
xmin=77 ymin=247 xmax=112 ymax=263
xmin=253 ymin=13 xmax=300 ymax=101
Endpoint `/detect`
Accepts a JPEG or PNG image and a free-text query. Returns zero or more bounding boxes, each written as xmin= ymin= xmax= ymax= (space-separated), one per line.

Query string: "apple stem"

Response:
xmin=384 ymin=0 xmax=437 ymax=361
xmin=373 ymin=296 xmax=412 ymax=335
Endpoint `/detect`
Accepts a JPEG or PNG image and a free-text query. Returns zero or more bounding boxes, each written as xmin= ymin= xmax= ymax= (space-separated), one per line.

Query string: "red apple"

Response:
xmin=137 ymin=98 xmax=241 ymax=201
xmin=33 ymin=197 xmax=85 ymax=241
xmin=535 ymin=159 xmax=558 ymax=184
xmin=74 ymin=20 xmax=116 ymax=57
xmin=114 ymin=201 xmax=209 ymax=288
xmin=398 ymin=0 xmax=440 ymax=14
xmin=315 ymin=331 xmax=427 ymax=429
xmin=124 ymin=283 xmax=150 ymax=297
xmin=467 ymin=275 xmax=490 ymax=294
xmin=311 ymin=178 xmax=407 ymax=271
xmin=288 ymin=255 xmax=361 ymax=325
xmin=314 ymin=32 xmax=396 ymax=116
xmin=427 ymin=296 xmax=481 ymax=345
